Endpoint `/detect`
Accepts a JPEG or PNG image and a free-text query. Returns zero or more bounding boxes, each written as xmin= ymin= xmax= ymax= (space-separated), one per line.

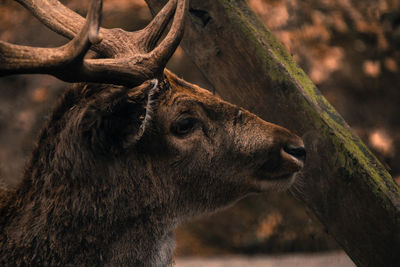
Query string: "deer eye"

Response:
xmin=171 ymin=118 xmax=197 ymax=137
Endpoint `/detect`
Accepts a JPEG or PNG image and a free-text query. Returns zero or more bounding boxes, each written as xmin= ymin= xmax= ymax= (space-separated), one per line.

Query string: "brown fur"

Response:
xmin=0 ymin=71 xmax=303 ymax=266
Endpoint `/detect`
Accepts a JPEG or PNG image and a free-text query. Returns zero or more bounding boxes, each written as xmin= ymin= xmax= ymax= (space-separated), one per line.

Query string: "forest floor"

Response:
xmin=175 ymin=251 xmax=355 ymax=267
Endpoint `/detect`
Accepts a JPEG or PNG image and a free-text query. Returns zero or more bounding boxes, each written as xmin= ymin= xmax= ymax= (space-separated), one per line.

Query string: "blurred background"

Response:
xmin=0 ymin=0 xmax=399 ymax=264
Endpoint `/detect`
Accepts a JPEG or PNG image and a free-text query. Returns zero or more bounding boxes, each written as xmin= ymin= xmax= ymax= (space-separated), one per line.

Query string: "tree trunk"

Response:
xmin=146 ymin=1 xmax=400 ymax=266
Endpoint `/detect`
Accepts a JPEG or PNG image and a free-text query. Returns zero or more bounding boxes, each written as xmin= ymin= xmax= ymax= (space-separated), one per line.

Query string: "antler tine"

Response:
xmin=16 ymin=0 xmax=119 ymax=57
xmin=0 ymin=0 xmax=102 ymax=78
xmin=150 ymin=0 xmax=188 ymax=67
xmin=88 ymin=0 xmax=103 ymax=44
xmin=73 ymin=0 xmax=189 ymax=87
xmin=16 ymin=0 xmax=86 ymax=41
xmin=140 ymin=0 xmax=177 ymax=52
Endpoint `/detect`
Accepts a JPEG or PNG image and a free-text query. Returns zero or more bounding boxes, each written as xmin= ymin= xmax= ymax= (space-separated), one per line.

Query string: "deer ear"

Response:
xmin=78 ymin=80 xmax=159 ymax=154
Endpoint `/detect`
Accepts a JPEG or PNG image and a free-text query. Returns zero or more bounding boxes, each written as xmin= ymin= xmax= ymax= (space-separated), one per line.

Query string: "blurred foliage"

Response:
xmin=0 ymin=0 xmax=399 ymax=257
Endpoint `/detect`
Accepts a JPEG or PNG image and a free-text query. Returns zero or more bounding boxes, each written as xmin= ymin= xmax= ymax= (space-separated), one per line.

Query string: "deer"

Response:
xmin=0 ymin=0 xmax=306 ymax=265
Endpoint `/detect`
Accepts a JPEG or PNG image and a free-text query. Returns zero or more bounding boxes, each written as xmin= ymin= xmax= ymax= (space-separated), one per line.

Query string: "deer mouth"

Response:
xmin=256 ymin=171 xmax=296 ymax=182
xmin=269 ymin=173 xmax=295 ymax=181
xmin=252 ymin=170 xmax=297 ymax=192
xmin=256 ymin=158 xmax=302 ymax=182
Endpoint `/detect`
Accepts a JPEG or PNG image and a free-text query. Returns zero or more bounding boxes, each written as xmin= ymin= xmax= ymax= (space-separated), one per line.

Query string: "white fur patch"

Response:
xmin=135 ymin=79 xmax=159 ymax=141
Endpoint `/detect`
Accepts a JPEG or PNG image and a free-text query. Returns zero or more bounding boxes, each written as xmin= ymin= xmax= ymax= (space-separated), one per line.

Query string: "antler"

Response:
xmin=0 ymin=0 xmax=188 ymax=87
xmin=0 ymin=0 xmax=102 ymax=80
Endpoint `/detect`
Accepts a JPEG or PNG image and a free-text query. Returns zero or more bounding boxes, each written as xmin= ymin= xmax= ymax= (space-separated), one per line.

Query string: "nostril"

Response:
xmin=283 ymin=145 xmax=306 ymax=162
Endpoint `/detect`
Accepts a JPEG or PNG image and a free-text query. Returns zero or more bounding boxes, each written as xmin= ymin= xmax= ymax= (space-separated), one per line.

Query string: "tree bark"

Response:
xmin=146 ymin=1 xmax=400 ymax=266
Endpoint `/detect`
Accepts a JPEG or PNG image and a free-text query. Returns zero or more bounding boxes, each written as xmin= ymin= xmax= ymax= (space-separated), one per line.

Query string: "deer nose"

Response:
xmin=283 ymin=145 xmax=306 ymax=163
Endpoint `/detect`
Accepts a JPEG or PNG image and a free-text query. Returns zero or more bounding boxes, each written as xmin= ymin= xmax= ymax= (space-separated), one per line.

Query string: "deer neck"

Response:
xmin=106 ymin=213 xmax=176 ymax=266
xmin=1 ymin=148 xmax=177 ymax=265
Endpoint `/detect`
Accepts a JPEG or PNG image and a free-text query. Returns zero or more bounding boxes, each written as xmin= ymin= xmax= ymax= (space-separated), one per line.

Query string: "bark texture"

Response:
xmin=145 ymin=1 xmax=400 ymax=266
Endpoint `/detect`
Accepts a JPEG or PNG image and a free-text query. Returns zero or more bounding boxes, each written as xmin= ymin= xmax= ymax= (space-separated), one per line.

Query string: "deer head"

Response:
xmin=0 ymin=0 xmax=305 ymax=265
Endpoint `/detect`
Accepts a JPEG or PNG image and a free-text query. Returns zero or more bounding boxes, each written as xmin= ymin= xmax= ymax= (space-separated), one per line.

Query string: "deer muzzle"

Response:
xmin=251 ymin=121 xmax=306 ymax=183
